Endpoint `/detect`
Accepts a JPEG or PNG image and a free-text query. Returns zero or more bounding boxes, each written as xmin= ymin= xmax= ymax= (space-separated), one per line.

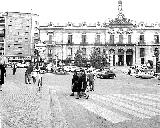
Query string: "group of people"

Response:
xmin=70 ymin=69 xmax=95 ymax=99
xmin=25 ymin=63 xmax=42 ymax=91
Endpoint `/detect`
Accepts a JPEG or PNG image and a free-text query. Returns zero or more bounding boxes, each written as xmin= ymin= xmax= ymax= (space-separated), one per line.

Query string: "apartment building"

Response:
xmin=4 ymin=12 xmax=39 ymax=63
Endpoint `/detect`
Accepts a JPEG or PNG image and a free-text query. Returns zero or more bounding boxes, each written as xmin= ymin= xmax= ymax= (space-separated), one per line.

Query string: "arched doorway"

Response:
xmin=118 ymin=49 xmax=124 ymax=66
xmin=126 ymin=49 xmax=133 ymax=66
xmin=109 ymin=49 xmax=115 ymax=66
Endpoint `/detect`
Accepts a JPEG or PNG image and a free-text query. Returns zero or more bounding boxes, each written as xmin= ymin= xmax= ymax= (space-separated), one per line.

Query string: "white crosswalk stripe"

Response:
xmin=74 ymin=100 xmax=130 ymax=123
xmin=74 ymin=93 xmax=160 ymax=123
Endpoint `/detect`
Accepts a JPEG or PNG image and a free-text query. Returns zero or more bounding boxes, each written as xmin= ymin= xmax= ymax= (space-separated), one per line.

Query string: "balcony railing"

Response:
xmin=94 ymin=42 xmax=102 ymax=46
xmin=67 ymin=42 xmax=74 ymax=45
xmin=106 ymin=42 xmax=136 ymax=46
xmin=138 ymin=41 xmax=145 ymax=45
xmin=80 ymin=42 xmax=88 ymax=46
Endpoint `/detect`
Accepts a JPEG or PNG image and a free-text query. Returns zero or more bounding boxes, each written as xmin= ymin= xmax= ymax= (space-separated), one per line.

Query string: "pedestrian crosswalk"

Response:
xmin=74 ymin=93 xmax=160 ymax=123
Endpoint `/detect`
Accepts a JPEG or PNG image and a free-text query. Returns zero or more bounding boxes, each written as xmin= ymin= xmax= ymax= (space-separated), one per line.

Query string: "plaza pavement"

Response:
xmin=1 ymin=67 xmax=160 ymax=128
xmin=0 ymin=68 xmax=66 ymax=128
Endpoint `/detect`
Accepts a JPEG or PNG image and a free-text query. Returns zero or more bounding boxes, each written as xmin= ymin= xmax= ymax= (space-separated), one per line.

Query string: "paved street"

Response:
xmin=1 ymin=67 xmax=160 ymax=128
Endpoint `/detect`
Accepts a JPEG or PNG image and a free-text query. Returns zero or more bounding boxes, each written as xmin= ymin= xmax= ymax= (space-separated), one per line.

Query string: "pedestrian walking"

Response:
xmin=87 ymin=71 xmax=95 ymax=91
xmin=0 ymin=63 xmax=6 ymax=91
xmin=37 ymin=68 xmax=43 ymax=91
xmin=32 ymin=66 xmax=38 ymax=84
xmin=25 ymin=63 xmax=33 ymax=84
xmin=70 ymin=70 xmax=79 ymax=96
xmin=12 ymin=64 xmax=17 ymax=75
xmin=81 ymin=70 xmax=89 ymax=99
xmin=75 ymin=71 xmax=83 ymax=99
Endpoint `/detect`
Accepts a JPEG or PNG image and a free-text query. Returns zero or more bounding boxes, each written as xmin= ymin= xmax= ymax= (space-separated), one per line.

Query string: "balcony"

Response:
xmin=67 ymin=42 xmax=74 ymax=45
xmin=106 ymin=42 xmax=136 ymax=46
xmin=138 ymin=41 xmax=145 ymax=45
xmin=48 ymin=54 xmax=52 ymax=57
xmin=94 ymin=42 xmax=102 ymax=46
xmin=80 ymin=42 xmax=88 ymax=46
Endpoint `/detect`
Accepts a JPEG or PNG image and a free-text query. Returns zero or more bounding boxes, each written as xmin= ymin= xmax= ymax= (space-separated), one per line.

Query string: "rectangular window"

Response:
xmin=49 ymin=35 xmax=52 ymax=44
xmin=103 ymin=49 xmax=106 ymax=54
xmin=48 ymin=49 xmax=52 ymax=54
xmin=68 ymin=35 xmax=72 ymax=44
xmin=82 ymin=48 xmax=86 ymax=55
xmin=0 ymin=37 xmax=4 ymax=42
xmin=68 ymin=48 xmax=72 ymax=56
xmin=82 ymin=34 xmax=86 ymax=43
xmin=154 ymin=35 xmax=159 ymax=44
xmin=128 ymin=35 xmax=132 ymax=44
xmin=96 ymin=34 xmax=100 ymax=43
xmin=34 ymin=33 xmax=39 ymax=37
xmin=119 ymin=35 xmax=123 ymax=44
xmin=141 ymin=58 xmax=145 ymax=64
xmin=110 ymin=35 xmax=114 ymax=44
xmin=140 ymin=48 xmax=145 ymax=57
xmin=140 ymin=35 xmax=144 ymax=44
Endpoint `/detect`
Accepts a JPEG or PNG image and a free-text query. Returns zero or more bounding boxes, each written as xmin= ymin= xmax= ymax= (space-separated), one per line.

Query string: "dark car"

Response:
xmin=99 ymin=70 xmax=116 ymax=79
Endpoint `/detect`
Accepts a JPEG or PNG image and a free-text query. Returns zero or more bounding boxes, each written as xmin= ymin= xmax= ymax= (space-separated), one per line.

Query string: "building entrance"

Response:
xmin=118 ymin=49 xmax=124 ymax=66
xmin=126 ymin=49 xmax=133 ymax=66
xmin=109 ymin=49 xmax=115 ymax=66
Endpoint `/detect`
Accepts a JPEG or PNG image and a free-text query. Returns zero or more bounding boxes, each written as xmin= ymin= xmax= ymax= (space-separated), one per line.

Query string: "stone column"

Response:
xmin=132 ymin=49 xmax=135 ymax=66
xmin=124 ymin=50 xmax=127 ymax=66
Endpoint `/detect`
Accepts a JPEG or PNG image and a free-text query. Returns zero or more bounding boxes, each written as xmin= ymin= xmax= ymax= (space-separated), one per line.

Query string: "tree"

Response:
xmin=90 ymin=48 xmax=109 ymax=69
xmin=74 ymin=49 xmax=87 ymax=67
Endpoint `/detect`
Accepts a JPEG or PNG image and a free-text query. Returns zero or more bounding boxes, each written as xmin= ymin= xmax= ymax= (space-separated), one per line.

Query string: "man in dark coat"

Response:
xmin=25 ymin=63 xmax=33 ymax=84
xmin=13 ymin=64 xmax=17 ymax=75
xmin=0 ymin=64 xmax=6 ymax=91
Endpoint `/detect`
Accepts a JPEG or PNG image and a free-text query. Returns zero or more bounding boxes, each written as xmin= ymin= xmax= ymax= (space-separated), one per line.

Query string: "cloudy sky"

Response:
xmin=1 ymin=0 xmax=160 ymax=25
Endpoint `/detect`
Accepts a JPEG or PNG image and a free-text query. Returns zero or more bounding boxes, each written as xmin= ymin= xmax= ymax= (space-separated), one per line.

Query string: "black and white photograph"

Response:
xmin=0 ymin=0 xmax=160 ymax=127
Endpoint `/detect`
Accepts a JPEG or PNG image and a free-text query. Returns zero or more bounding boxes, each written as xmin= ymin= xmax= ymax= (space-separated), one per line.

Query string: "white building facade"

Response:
xmin=39 ymin=0 xmax=160 ymax=67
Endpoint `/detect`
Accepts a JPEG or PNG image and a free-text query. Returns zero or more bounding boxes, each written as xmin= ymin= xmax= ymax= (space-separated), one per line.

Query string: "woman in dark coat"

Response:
xmin=70 ymin=70 xmax=79 ymax=96
xmin=0 ymin=64 xmax=6 ymax=91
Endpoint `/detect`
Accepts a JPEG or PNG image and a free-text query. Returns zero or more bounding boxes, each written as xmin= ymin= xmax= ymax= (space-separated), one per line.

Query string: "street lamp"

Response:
xmin=154 ymin=48 xmax=159 ymax=73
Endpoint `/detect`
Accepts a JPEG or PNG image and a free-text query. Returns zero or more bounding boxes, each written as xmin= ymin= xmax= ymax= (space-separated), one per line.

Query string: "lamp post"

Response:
xmin=154 ymin=48 xmax=159 ymax=73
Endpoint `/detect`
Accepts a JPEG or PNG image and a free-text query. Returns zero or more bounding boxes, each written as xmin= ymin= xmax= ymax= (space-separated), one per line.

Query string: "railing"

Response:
xmin=80 ymin=42 xmax=88 ymax=46
xmin=138 ymin=41 xmax=145 ymax=45
xmin=94 ymin=42 xmax=102 ymax=46
xmin=67 ymin=42 xmax=74 ymax=45
xmin=106 ymin=42 xmax=136 ymax=46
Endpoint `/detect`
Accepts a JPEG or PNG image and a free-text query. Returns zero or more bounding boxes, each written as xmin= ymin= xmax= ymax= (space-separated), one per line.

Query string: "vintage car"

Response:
xmin=98 ymin=69 xmax=116 ymax=79
xmin=63 ymin=66 xmax=80 ymax=72
xmin=135 ymin=69 xmax=154 ymax=79
xmin=55 ymin=67 xmax=68 ymax=75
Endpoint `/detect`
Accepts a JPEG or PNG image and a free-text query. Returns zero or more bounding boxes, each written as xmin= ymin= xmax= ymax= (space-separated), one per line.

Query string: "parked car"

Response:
xmin=63 ymin=66 xmax=80 ymax=72
xmin=141 ymin=72 xmax=154 ymax=79
xmin=16 ymin=63 xmax=28 ymax=68
xmin=55 ymin=67 xmax=68 ymax=75
xmin=99 ymin=69 xmax=116 ymax=79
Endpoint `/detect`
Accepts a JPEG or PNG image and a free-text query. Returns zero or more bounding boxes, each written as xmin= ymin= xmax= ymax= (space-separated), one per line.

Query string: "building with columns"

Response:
xmin=39 ymin=0 xmax=160 ymax=67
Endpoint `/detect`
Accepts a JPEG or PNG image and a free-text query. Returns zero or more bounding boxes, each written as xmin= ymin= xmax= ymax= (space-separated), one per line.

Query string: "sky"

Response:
xmin=1 ymin=0 xmax=160 ymax=25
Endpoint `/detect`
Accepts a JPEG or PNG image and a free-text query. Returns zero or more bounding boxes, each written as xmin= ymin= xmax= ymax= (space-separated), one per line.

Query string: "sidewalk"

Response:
xmin=0 ymin=81 xmax=52 ymax=128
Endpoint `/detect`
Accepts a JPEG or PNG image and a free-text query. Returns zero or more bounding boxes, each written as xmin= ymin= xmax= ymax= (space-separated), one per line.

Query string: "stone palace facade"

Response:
xmin=39 ymin=0 xmax=160 ymax=67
